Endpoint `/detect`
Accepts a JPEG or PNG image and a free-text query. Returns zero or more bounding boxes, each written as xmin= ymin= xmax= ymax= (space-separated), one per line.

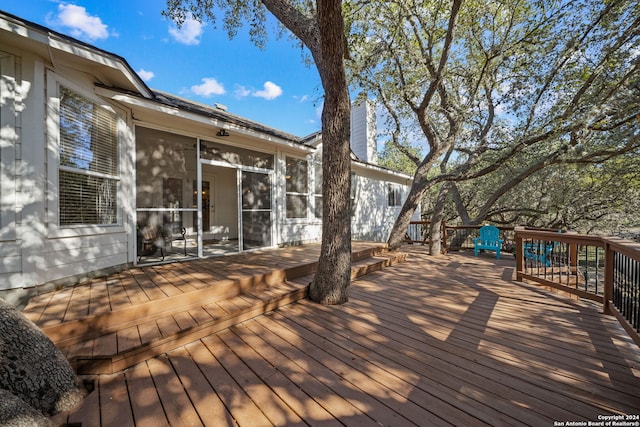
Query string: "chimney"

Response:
xmin=350 ymin=100 xmax=378 ymax=164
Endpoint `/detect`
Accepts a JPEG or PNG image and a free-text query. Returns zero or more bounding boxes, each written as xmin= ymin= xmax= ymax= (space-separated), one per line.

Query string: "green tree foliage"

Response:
xmin=346 ymin=0 xmax=640 ymax=251
xmin=451 ymin=154 xmax=640 ymax=234
xmin=377 ymin=140 xmax=421 ymax=175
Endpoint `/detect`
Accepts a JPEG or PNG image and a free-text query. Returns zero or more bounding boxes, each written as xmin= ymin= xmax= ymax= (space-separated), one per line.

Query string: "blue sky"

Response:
xmin=3 ymin=0 xmax=324 ymax=136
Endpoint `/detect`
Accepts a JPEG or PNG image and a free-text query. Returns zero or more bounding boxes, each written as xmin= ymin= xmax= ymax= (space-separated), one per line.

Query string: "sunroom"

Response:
xmin=100 ymin=88 xmax=321 ymax=264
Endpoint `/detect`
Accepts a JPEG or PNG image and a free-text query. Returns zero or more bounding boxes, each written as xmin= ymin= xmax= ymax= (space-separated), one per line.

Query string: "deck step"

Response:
xmin=42 ymin=244 xmax=391 ymax=347
xmin=64 ymin=251 xmax=408 ymax=374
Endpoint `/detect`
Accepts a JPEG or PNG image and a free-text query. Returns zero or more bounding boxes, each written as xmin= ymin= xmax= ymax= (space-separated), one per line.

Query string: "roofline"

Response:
xmin=0 ymin=9 xmax=154 ymax=98
xmin=96 ymin=86 xmax=315 ymax=153
xmin=351 ymin=154 xmax=413 ymax=181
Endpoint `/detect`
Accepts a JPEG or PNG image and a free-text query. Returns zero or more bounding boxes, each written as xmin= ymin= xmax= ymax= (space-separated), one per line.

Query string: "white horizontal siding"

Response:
xmin=44 ymin=233 xmax=128 ymax=268
xmin=0 ymin=243 xmax=22 ymax=274
xmin=352 ymin=175 xmax=390 ymax=241
xmin=279 ymin=222 xmax=321 ymax=246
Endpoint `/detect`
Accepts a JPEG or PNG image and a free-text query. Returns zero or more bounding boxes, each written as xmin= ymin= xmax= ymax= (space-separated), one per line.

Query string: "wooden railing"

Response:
xmin=405 ymin=221 xmax=515 ymax=251
xmin=514 ymin=227 xmax=640 ymax=347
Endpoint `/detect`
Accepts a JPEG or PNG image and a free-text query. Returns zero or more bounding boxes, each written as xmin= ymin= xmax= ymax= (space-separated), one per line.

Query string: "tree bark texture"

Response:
xmin=0 ymin=298 xmax=85 ymax=421
xmin=428 ymin=183 xmax=451 ymax=255
xmin=0 ymin=388 xmax=50 ymax=427
xmin=308 ymin=0 xmax=352 ymax=304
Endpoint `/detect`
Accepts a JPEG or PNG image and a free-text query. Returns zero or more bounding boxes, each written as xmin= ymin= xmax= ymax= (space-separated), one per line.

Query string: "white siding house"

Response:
xmin=0 ymin=10 xmax=416 ymax=304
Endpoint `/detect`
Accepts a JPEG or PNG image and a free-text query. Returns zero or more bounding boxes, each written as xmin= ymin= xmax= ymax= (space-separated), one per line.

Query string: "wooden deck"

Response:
xmin=23 ymin=245 xmax=640 ymax=426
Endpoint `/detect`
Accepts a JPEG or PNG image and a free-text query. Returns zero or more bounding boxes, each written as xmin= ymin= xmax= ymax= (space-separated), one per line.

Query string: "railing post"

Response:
xmin=442 ymin=221 xmax=447 ymax=254
xmin=565 ymin=231 xmax=579 ymax=279
xmin=515 ymin=226 xmax=524 ymax=281
xmin=603 ymin=240 xmax=614 ymax=315
xmin=569 ymin=242 xmax=578 ymax=275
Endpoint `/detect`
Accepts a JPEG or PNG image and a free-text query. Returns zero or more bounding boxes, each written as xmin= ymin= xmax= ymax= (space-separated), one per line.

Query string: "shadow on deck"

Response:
xmin=23 ymin=245 xmax=640 ymax=426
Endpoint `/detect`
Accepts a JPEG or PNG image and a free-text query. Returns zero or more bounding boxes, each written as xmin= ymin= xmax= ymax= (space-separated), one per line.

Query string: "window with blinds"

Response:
xmin=58 ymin=86 xmax=119 ymax=225
xmin=387 ymin=183 xmax=402 ymax=207
xmin=313 ymin=160 xmax=323 ymax=219
xmin=285 ymin=157 xmax=308 ymax=218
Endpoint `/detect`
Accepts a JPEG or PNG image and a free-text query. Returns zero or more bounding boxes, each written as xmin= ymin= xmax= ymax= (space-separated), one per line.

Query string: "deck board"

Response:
xmin=238 ymin=319 xmax=372 ymax=424
xmin=117 ymin=325 xmax=142 ymax=354
xmin=125 ymin=362 xmax=168 ymax=427
xmin=146 ymin=355 xmax=204 ymax=426
xmin=65 ymin=377 xmax=101 ymax=427
xmin=346 ymin=273 xmax=636 ymax=416
xmin=62 ymin=281 xmax=91 ymax=322
xmin=88 ymin=279 xmax=111 ymax=316
xmin=136 ymin=319 xmax=163 ymax=345
xmin=130 ymin=269 xmax=169 ymax=302
xmin=37 ymin=287 xmax=74 ymax=326
xmin=206 ymin=332 xmax=308 ymax=426
xmin=299 ymin=293 xmax=575 ymax=424
xmin=23 ymin=245 xmax=640 ymax=426
xmin=251 ymin=312 xmax=425 ymax=426
xmin=98 ymin=372 xmax=135 ymax=426
xmin=185 ymin=339 xmax=273 ymax=427
xmin=115 ymin=271 xmax=148 ymax=306
xmin=168 ymin=346 xmax=237 ymax=426
xmin=267 ymin=306 xmax=484 ymax=427
xmin=226 ymin=325 xmax=344 ymax=426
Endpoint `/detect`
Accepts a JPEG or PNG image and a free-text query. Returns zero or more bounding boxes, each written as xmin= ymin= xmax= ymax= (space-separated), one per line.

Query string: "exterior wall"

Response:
xmin=276 ymin=149 xmax=414 ymax=245
xmin=0 ymin=43 xmax=134 ymax=296
xmin=0 ymin=50 xmax=21 ymax=292
xmin=41 ymin=71 xmax=134 ymax=288
xmin=351 ymin=165 xmax=416 ymax=242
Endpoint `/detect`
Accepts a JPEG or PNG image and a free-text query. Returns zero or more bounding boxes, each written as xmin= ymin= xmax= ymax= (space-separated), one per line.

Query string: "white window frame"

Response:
xmin=350 ymin=172 xmax=357 ymax=217
xmin=46 ymin=73 xmax=125 ymax=237
xmin=388 ymin=183 xmax=402 ymax=207
xmin=312 ymin=156 xmax=322 ymax=220
xmin=285 ymin=155 xmax=309 ymax=220
xmin=0 ymin=52 xmax=17 ymax=241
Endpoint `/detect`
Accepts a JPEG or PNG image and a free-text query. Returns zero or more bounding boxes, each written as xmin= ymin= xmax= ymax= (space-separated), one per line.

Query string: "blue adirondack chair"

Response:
xmin=473 ymin=225 xmax=503 ymax=259
xmin=523 ymin=241 xmax=554 ymax=267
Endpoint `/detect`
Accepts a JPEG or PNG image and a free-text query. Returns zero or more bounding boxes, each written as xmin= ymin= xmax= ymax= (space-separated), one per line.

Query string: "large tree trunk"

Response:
xmin=428 ymin=182 xmax=451 ymax=255
xmin=387 ymin=148 xmax=447 ymax=250
xmin=387 ymin=180 xmax=425 ymax=250
xmin=308 ymin=0 xmax=352 ymax=304
xmin=0 ymin=298 xmax=85 ymax=423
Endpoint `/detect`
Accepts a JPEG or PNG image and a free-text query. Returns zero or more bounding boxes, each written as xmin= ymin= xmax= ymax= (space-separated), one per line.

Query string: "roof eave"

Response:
xmin=0 ymin=10 xmax=153 ymax=98
xmin=96 ymin=86 xmax=315 ymax=154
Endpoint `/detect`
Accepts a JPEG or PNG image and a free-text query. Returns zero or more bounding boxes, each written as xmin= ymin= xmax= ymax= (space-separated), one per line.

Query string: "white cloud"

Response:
xmin=191 ymin=78 xmax=225 ymax=96
xmin=252 ymin=81 xmax=283 ymax=100
xmin=234 ymin=85 xmax=252 ymax=98
xmin=169 ymin=16 xmax=204 ymax=45
xmin=233 ymin=82 xmax=283 ymax=100
xmin=137 ymin=69 xmax=155 ymax=82
xmin=47 ymin=3 xmax=109 ymax=41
